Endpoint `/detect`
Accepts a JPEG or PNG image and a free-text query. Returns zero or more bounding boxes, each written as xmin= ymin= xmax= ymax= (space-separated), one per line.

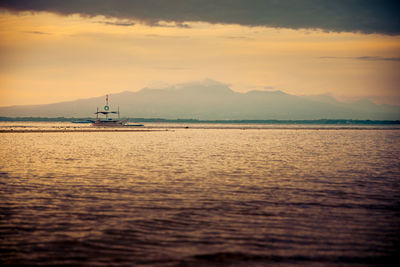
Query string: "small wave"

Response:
xmin=187 ymin=251 xmax=394 ymax=265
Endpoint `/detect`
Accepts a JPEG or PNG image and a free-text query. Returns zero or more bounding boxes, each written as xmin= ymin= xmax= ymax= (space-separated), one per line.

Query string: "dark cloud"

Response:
xmin=24 ymin=31 xmax=50 ymax=35
xmin=354 ymin=56 xmax=400 ymax=61
xmin=148 ymin=22 xmax=191 ymax=29
xmin=320 ymin=56 xmax=400 ymax=61
xmin=98 ymin=21 xmax=135 ymax=27
xmin=1 ymin=0 xmax=399 ymax=35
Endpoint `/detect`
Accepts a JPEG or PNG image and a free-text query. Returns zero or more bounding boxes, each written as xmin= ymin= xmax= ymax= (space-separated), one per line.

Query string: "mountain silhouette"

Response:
xmin=1 ymin=79 xmax=399 ymax=120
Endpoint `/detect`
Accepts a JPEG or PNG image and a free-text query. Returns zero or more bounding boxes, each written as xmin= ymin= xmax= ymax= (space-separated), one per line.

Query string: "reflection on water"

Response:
xmin=0 ymin=124 xmax=399 ymax=265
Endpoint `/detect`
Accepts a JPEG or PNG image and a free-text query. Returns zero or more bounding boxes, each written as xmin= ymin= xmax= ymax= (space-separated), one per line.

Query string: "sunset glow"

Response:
xmin=1 ymin=10 xmax=399 ymax=106
xmin=0 ymin=12 xmax=400 ymax=106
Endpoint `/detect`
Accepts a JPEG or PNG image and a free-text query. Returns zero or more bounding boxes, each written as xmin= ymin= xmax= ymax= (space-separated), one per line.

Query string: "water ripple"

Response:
xmin=1 ymin=127 xmax=399 ymax=265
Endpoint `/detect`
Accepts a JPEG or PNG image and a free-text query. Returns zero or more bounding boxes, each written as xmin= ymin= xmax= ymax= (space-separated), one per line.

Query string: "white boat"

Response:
xmin=92 ymin=95 xmax=128 ymax=127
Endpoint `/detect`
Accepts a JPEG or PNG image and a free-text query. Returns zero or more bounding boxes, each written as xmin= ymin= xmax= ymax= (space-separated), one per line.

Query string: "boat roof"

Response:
xmin=95 ymin=111 xmax=118 ymax=114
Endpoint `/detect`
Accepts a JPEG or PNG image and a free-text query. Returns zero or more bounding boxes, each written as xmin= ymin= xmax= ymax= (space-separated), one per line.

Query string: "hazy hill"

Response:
xmin=1 ymin=79 xmax=399 ymax=120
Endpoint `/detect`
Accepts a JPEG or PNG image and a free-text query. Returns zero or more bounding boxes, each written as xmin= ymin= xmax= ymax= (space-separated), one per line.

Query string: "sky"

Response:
xmin=0 ymin=0 xmax=399 ymax=106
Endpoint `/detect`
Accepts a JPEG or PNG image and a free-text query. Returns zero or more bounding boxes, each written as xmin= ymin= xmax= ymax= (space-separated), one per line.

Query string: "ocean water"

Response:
xmin=1 ymin=123 xmax=399 ymax=266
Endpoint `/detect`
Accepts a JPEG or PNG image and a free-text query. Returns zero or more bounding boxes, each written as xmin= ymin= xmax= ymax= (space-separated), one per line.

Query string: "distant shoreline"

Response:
xmin=0 ymin=117 xmax=399 ymax=125
xmin=0 ymin=129 xmax=168 ymax=133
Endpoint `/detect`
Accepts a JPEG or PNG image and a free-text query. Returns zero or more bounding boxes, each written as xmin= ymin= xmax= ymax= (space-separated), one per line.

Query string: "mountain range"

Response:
xmin=1 ymin=80 xmax=399 ymax=120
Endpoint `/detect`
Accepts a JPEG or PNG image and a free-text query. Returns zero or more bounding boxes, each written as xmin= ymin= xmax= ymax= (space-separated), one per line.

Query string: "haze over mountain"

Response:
xmin=0 ymin=80 xmax=399 ymax=120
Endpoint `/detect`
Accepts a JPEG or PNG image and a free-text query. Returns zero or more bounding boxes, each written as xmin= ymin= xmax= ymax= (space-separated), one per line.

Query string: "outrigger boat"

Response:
xmin=92 ymin=95 xmax=128 ymax=127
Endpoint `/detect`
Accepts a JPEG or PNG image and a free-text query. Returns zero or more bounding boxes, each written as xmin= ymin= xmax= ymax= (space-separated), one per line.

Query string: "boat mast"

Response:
xmin=105 ymin=94 xmax=109 ymax=120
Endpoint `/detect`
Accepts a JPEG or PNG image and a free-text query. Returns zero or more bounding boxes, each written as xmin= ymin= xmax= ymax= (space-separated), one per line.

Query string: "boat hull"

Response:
xmin=91 ymin=119 xmax=128 ymax=127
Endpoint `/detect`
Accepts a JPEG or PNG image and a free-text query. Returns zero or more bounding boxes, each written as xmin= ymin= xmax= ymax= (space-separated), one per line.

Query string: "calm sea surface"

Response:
xmin=1 ymin=122 xmax=399 ymax=266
